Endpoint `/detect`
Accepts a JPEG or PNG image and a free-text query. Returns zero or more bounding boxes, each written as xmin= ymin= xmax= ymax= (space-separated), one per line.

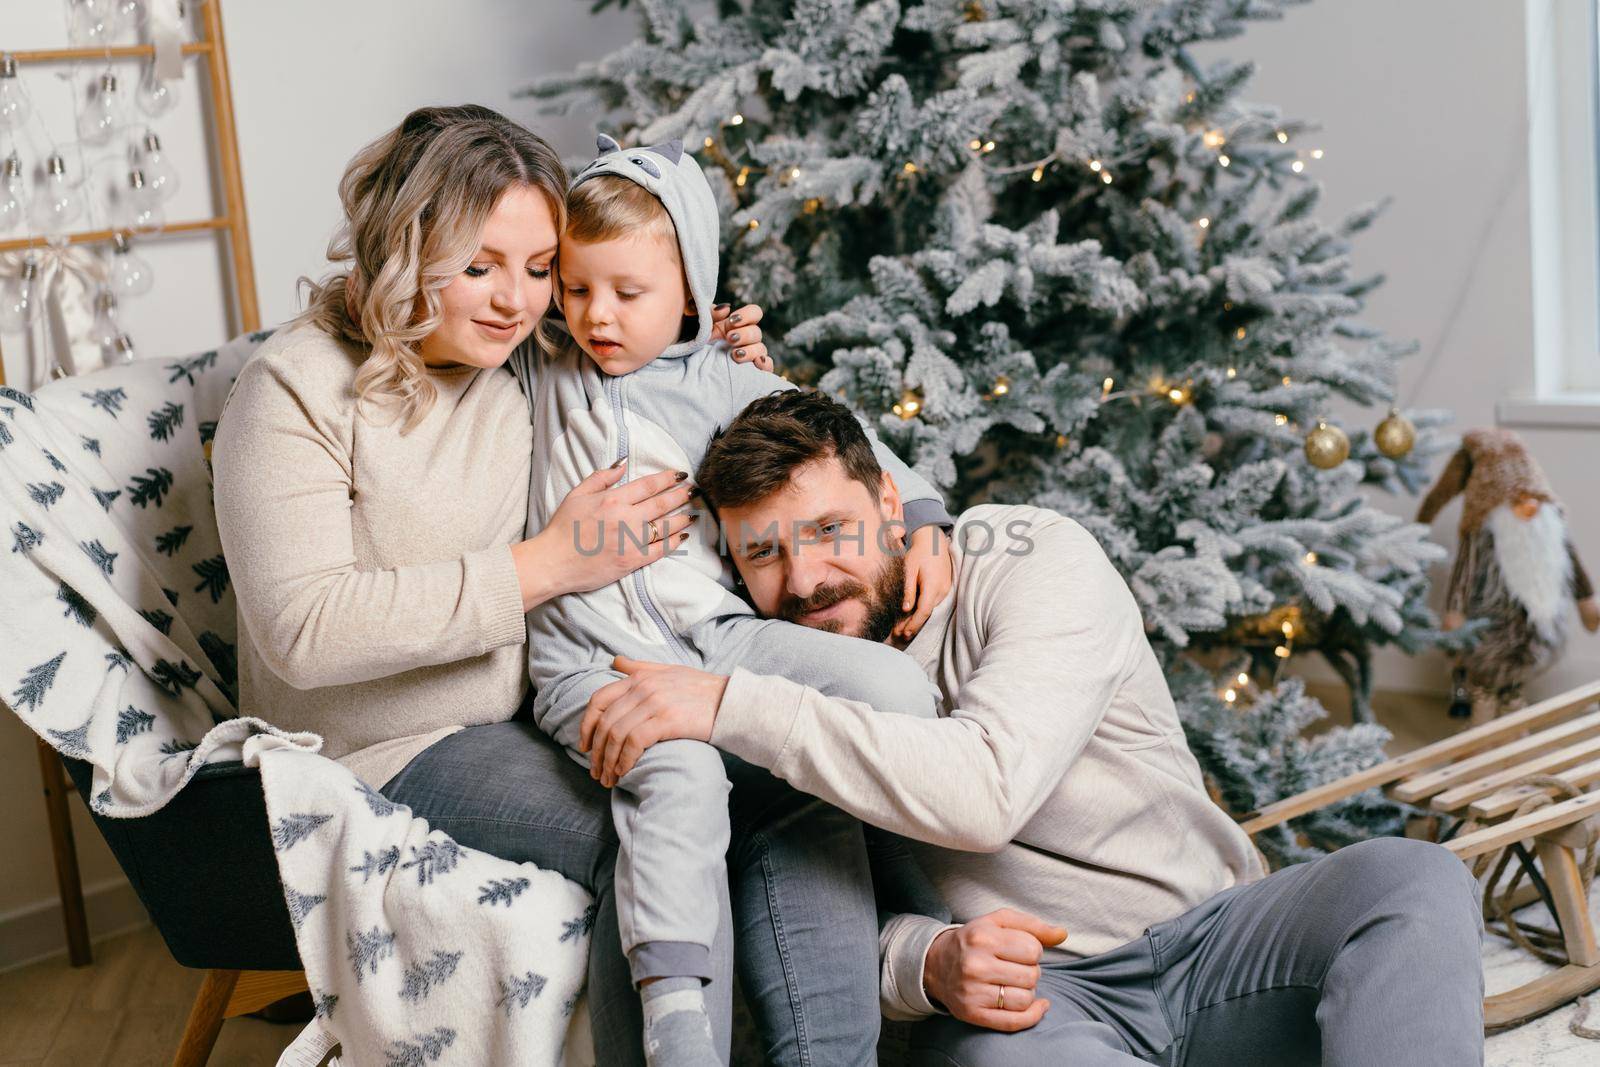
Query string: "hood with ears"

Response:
xmin=569 ymin=133 xmax=720 ymax=359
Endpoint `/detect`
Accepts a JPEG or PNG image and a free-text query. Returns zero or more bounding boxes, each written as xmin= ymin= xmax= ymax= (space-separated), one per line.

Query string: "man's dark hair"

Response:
xmin=696 ymin=389 xmax=884 ymax=510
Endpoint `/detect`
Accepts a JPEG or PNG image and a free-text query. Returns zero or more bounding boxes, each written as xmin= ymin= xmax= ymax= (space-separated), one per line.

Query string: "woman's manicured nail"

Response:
xmin=714 ymin=302 xmax=730 ymax=312
xmin=611 ymin=456 xmax=628 ymax=468
xmin=728 ymin=332 xmax=741 ymax=343
xmin=676 ymin=471 xmax=688 ymax=481
xmin=735 ymin=348 xmax=747 ymax=359
xmin=729 ymin=313 xmax=742 ymax=325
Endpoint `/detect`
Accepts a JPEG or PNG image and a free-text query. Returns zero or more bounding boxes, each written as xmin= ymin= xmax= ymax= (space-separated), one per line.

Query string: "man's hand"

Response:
xmin=923 ymin=908 xmax=1067 ymax=1032
xmin=579 ymin=655 xmax=728 ymax=787
xmin=892 ymin=525 xmax=954 ymax=646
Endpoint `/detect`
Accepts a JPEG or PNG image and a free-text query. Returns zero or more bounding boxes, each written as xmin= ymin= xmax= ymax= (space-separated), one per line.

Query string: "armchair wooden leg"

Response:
xmin=35 ymin=737 xmax=91 ymax=967
xmin=174 ymin=969 xmax=240 ymax=1067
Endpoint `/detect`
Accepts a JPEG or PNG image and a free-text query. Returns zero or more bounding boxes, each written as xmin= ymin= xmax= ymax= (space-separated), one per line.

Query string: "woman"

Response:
xmin=212 ymin=105 xmax=886 ymax=1066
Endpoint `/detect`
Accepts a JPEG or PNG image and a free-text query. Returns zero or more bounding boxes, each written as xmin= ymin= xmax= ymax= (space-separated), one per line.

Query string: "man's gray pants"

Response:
xmin=911 ymin=837 xmax=1485 ymax=1066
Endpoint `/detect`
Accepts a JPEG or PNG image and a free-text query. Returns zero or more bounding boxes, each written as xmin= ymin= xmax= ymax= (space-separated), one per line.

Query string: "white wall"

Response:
xmin=1198 ymin=0 xmax=1600 ymax=704
xmin=0 ymin=0 xmax=637 ymax=967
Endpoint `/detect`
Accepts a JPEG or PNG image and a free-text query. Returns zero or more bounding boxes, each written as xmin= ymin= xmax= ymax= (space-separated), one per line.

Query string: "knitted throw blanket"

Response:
xmin=0 ymin=335 xmax=590 ymax=1066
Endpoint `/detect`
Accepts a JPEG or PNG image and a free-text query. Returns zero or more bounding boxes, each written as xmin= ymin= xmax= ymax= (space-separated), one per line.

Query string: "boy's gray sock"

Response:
xmin=640 ymin=976 xmax=717 ymax=1067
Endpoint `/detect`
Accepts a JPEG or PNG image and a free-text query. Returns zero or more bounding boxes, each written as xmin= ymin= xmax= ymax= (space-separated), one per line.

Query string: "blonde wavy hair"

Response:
xmin=298 ymin=105 xmax=568 ymax=433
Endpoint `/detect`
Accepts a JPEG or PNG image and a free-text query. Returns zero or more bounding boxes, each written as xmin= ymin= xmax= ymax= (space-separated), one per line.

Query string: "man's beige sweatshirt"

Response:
xmin=710 ymin=503 xmax=1266 ymax=1020
xmin=212 ymin=324 xmax=531 ymax=789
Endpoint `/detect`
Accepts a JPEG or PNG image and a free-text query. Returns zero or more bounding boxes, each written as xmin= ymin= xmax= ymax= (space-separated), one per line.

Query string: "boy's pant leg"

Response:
xmin=691 ymin=613 xmax=942 ymax=719
xmin=535 ymin=666 xmax=732 ymax=986
xmin=612 ymin=737 xmax=732 ymax=983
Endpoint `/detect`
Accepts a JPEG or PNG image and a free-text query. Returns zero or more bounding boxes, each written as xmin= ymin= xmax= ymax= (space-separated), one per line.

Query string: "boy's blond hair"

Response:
xmin=565 ymin=174 xmax=680 ymax=250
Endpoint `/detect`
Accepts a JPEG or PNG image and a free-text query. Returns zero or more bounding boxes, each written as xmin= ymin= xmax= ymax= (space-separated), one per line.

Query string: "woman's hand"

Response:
xmin=922 ymin=909 xmax=1067 ymax=1033
xmin=891 ymin=525 xmax=954 ymax=646
xmin=711 ymin=303 xmax=772 ymax=372
xmin=512 ymin=463 xmax=696 ymax=611
xmin=579 ymin=655 xmax=725 ymax=786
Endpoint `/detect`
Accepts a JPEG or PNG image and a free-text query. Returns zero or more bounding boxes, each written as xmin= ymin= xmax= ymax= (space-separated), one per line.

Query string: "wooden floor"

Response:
xmin=0 ymin=927 xmax=301 ymax=1066
xmin=0 ymin=685 xmax=1468 ymax=1065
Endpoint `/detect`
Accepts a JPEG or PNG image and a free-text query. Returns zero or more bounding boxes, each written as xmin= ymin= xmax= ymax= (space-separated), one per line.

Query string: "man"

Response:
xmin=580 ymin=390 xmax=1485 ymax=1065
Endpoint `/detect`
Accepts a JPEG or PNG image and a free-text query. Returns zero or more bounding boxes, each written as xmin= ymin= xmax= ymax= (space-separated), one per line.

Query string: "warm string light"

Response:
xmin=1304 ymin=551 xmax=1318 ymax=565
xmin=991 ymin=374 xmax=1010 ymax=396
xmin=892 ymin=388 xmax=923 ymax=419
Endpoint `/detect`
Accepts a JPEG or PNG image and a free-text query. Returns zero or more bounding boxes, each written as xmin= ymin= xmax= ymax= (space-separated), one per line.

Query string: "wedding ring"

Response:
xmin=646 ymin=519 xmax=659 ymax=543
xmin=996 ymin=984 xmax=1006 ymax=1010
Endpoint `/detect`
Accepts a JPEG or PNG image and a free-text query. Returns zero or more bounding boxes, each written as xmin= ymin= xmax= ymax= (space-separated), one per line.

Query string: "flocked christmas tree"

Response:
xmin=527 ymin=0 xmax=1473 ymax=863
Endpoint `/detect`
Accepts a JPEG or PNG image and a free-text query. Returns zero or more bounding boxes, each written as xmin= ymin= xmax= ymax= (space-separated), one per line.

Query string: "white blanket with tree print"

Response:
xmin=0 ymin=334 xmax=591 ymax=1066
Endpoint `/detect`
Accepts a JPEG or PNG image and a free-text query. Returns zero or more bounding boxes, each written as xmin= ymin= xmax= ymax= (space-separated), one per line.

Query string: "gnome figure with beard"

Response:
xmin=1418 ymin=429 xmax=1600 ymax=719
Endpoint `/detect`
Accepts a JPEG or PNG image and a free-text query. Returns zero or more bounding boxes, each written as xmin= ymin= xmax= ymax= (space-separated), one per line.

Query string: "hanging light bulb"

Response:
xmin=67 ymin=1 xmax=117 ymax=48
xmin=29 ymin=154 xmax=83 ymax=234
xmin=90 ymin=286 xmax=125 ymax=357
xmin=78 ymin=72 xmax=125 ymax=147
xmin=0 ymin=54 xmax=31 ymax=133
xmin=115 ymin=168 xmax=164 ymax=231
xmin=0 ymin=153 xmax=26 ymax=234
xmin=136 ymin=129 xmax=180 ymax=201
xmin=137 ymin=62 xmax=179 ymax=118
xmin=108 ymin=232 xmax=155 ymax=297
xmin=0 ymin=257 xmax=42 ymax=332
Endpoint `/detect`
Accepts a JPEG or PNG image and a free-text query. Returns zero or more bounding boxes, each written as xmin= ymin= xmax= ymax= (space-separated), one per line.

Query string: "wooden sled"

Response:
xmin=1239 ymin=679 xmax=1600 ymax=1033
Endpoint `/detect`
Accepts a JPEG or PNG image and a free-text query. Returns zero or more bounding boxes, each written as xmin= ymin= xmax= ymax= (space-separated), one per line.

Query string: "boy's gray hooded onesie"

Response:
xmin=511 ymin=135 xmax=949 ymax=984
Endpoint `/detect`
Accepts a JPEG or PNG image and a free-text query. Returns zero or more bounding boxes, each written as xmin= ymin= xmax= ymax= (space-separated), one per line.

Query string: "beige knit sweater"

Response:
xmin=711 ymin=504 xmax=1266 ymax=1020
xmin=212 ymin=323 xmax=532 ymax=788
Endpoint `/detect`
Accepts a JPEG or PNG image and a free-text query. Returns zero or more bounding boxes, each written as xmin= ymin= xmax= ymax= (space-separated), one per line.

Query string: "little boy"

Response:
xmin=511 ymin=135 xmax=951 ymax=1066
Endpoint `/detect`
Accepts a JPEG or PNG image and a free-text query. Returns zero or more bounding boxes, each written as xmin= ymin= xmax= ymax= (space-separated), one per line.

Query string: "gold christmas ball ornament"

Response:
xmin=1303 ymin=419 xmax=1350 ymax=469
xmin=1373 ymin=408 xmax=1416 ymax=459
